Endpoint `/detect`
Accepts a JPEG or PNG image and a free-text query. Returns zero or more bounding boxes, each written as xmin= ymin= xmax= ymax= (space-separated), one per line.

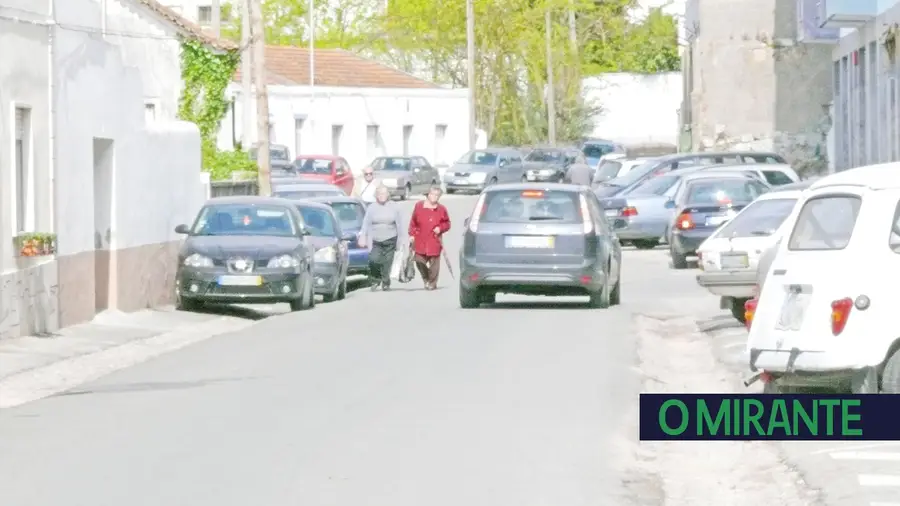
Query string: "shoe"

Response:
xmin=370 ymin=283 xmax=380 ymax=292
xmin=382 ymin=284 xmax=391 ymax=291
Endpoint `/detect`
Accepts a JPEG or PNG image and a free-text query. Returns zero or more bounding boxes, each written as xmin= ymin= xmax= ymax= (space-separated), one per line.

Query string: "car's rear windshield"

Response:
xmin=583 ymin=144 xmax=613 ymax=159
xmin=627 ymin=174 xmax=680 ymax=196
xmin=481 ymin=189 xmax=581 ymax=223
xmin=329 ymin=202 xmax=365 ymax=229
xmin=594 ymin=160 xmax=622 ymax=180
xmin=685 ymin=178 xmax=768 ymax=205
xmin=274 ymin=190 xmax=343 ymax=199
xmin=375 ymin=157 xmax=412 ymax=171
xmin=525 ymin=149 xmax=564 ymax=162
xmin=762 ymin=170 xmax=794 ymax=185
xmin=604 ymin=160 xmax=659 ymax=188
xmin=294 ymin=158 xmax=333 ymax=174
xmin=714 ymin=198 xmax=797 ymax=238
xmin=296 ymin=206 xmax=336 ymax=236
xmin=192 ymin=204 xmax=296 ymax=237
xmin=788 ymin=195 xmax=861 ymax=251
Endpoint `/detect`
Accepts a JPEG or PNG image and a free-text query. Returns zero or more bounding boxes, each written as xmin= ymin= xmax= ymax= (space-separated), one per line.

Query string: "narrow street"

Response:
xmin=0 ymin=195 xmax=887 ymax=505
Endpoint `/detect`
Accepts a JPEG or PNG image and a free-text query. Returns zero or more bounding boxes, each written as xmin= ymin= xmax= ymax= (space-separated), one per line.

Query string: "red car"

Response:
xmin=291 ymin=155 xmax=354 ymax=195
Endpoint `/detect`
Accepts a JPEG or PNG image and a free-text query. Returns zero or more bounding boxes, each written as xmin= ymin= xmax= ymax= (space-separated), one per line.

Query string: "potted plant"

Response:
xmin=883 ymin=23 xmax=898 ymax=63
xmin=14 ymin=232 xmax=57 ymax=257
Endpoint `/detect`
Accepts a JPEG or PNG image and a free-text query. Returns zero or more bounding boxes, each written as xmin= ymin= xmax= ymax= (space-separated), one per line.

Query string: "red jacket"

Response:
xmin=408 ymin=201 xmax=451 ymax=256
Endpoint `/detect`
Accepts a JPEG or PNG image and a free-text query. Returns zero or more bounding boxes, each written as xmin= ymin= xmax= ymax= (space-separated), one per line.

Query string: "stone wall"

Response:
xmin=0 ymin=260 xmax=59 ymax=340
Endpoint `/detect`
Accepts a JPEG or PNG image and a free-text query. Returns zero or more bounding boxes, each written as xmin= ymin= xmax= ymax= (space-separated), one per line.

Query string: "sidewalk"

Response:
xmin=0 ymin=305 xmax=277 ymax=408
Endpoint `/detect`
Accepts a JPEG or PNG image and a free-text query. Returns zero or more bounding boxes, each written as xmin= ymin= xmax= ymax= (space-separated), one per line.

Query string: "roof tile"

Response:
xmin=136 ymin=0 xmax=237 ymax=51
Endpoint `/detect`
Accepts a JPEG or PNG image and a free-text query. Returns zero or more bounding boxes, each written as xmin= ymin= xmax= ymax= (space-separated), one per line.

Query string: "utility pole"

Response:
xmin=250 ymin=0 xmax=271 ymax=195
xmin=545 ymin=10 xmax=556 ymax=144
xmin=466 ymin=0 xmax=476 ymax=150
xmin=308 ymin=0 xmax=315 ymax=144
xmin=211 ymin=0 xmax=221 ymax=37
xmin=240 ymin=0 xmax=252 ymax=148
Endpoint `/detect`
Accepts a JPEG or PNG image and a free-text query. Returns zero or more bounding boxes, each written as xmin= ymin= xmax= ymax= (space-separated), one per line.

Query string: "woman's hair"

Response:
xmin=428 ymin=185 xmax=443 ymax=195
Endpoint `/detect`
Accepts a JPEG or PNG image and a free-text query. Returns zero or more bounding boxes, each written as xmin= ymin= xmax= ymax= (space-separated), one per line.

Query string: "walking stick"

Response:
xmin=439 ymin=236 xmax=454 ymax=279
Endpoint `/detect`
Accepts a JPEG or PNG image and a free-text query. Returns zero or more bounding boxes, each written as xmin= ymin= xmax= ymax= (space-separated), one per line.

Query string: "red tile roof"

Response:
xmin=233 ymin=46 xmax=441 ymax=89
xmin=136 ymin=0 xmax=236 ymax=51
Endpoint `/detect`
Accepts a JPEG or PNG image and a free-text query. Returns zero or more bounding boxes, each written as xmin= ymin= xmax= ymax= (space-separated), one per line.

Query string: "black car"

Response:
xmin=459 ymin=183 xmax=622 ymax=308
xmin=293 ymin=201 xmax=352 ymax=302
xmin=666 ymin=174 xmax=771 ymax=269
xmin=174 ymin=196 xmax=316 ymax=312
xmin=594 ymin=151 xmax=788 ymax=198
xmin=522 ymin=147 xmax=585 ymax=183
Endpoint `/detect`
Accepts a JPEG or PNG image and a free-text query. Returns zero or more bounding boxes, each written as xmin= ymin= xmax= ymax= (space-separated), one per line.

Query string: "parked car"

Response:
xmin=293 ymin=201 xmax=351 ymax=302
xmin=366 ymin=156 xmax=441 ymax=200
xmin=290 ymin=155 xmax=354 ymax=194
xmin=458 ymin=183 xmax=622 ymax=308
xmin=581 ymin=139 xmax=623 ymax=168
xmin=523 ymin=147 xmax=585 ymax=183
xmin=272 ymin=182 xmax=346 ymax=199
xmin=173 ymin=196 xmax=316 ymax=312
xmin=594 ymin=151 xmax=788 ymax=198
xmin=667 ymin=174 xmax=771 ymax=268
xmin=694 ymin=184 xmax=810 ymax=322
xmin=306 ymin=196 xmax=369 ymax=276
xmin=600 ymin=167 xmax=754 ymax=249
xmin=249 ymin=143 xmax=294 ymax=175
xmin=746 ymin=163 xmax=900 ymax=394
xmin=698 ymin=163 xmax=800 ymax=186
xmin=445 ymin=148 xmax=525 ymax=194
xmin=593 ymin=157 xmax=655 ymax=185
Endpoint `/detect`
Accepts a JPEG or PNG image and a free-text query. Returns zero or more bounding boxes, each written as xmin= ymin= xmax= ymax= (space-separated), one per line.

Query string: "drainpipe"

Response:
xmin=48 ymin=0 xmax=56 ymax=239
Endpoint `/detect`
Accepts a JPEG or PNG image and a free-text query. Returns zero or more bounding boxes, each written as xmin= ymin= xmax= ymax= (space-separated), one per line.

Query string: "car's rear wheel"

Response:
xmin=730 ymin=298 xmax=749 ymax=323
xmin=401 ymin=184 xmax=411 ymax=200
xmin=589 ymin=277 xmax=611 ymax=309
xmin=670 ymin=244 xmax=688 ymax=269
xmin=610 ymin=275 xmax=621 ymax=306
xmin=479 ymin=291 xmax=496 ymax=304
xmin=881 ymin=350 xmax=900 ymax=393
xmin=633 ymin=239 xmax=658 ymax=250
xmin=459 ymin=283 xmax=480 ymax=308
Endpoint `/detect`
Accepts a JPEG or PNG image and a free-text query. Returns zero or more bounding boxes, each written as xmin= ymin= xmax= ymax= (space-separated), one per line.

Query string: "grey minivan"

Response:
xmin=445 ymin=148 xmax=525 ymax=193
xmin=458 ymin=183 xmax=622 ymax=308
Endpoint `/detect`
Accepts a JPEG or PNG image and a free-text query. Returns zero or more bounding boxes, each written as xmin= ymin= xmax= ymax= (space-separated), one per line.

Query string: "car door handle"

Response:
xmin=773 ymin=269 xmax=786 ymax=276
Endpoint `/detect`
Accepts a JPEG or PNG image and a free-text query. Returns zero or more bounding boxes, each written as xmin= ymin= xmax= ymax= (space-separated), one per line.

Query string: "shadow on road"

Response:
xmin=485 ymin=301 xmax=593 ymax=310
xmin=53 ymin=377 xmax=261 ymax=397
xmin=697 ymin=314 xmax=743 ymax=333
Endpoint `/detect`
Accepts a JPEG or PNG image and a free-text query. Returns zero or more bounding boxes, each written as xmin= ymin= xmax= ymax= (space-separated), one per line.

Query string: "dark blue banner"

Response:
xmin=639 ymin=394 xmax=900 ymax=441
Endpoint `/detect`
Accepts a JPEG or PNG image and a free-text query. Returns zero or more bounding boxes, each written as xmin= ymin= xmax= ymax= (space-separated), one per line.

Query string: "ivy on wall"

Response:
xmin=177 ymin=39 xmax=257 ymax=180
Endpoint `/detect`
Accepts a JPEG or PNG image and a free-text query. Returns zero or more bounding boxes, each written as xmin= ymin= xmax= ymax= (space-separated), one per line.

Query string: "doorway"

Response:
xmin=402 ymin=125 xmax=413 ymax=156
xmin=93 ymin=138 xmax=114 ymax=312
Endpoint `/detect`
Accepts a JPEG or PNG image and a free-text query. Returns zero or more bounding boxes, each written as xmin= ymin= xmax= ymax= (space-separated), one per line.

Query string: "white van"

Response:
xmin=746 ymin=162 xmax=900 ymax=393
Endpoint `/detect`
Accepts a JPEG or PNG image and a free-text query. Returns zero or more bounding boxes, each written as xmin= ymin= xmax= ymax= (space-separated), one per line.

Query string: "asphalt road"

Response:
xmin=0 ymin=195 xmax=657 ymax=506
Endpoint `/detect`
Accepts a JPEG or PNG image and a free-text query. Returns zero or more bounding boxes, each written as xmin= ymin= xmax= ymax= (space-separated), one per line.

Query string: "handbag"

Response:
xmin=398 ymin=244 xmax=417 ymax=283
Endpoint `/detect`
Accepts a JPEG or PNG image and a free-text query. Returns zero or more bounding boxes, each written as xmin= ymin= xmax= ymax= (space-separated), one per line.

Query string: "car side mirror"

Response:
xmin=175 ymin=224 xmax=190 ymax=234
xmin=664 ymin=200 xmax=676 ymax=209
xmin=463 ymin=217 xmax=471 ymax=228
xmin=299 ymin=226 xmax=311 ymax=237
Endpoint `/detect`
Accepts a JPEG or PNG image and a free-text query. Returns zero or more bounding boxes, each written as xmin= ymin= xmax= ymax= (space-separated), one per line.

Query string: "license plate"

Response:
xmin=505 ymin=235 xmax=554 ymax=248
xmin=776 ymin=292 xmax=808 ymax=331
xmin=605 ymin=209 xmax=619 ymax=217
xmin=526 ymin=174 xmax=536 ymax=181
xmin=720 ymin=253 xmax=749 ymax=269
xmin=218 ymin=275 xmax=262 ymax=286
xmin=705 ymin=215 xmax=730 ymax=226
xmin=454 ymin=179 xmax=469 ymax=185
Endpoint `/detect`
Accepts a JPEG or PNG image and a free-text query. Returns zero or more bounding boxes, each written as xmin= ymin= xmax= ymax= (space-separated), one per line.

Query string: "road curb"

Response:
xmin=0 ymin=316 xmax=257 ymax=409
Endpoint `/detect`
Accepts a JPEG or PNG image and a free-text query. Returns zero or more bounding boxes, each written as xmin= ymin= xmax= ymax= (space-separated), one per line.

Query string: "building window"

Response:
xmin=366 ymin=125 xmax=381 ymax=159
xmin=402 ymin=125 xmax=413 ymax=156
xmin=144 ymin=101 xmax=156 ymax=122
xmin=434 ymin=124 xmax=447 ymax=164
xmin=197 ymin=5 xmax=212 ymax=24
xmin=14 ymin=107 xmax=33 ymax=233
xmin=294 ymin=118 xmax=304 ymax=156
xmin=331 ymin=125 xmax=343 ymax=155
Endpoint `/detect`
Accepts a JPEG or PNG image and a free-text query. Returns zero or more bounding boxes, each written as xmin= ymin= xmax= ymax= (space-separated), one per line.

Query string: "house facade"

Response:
xmin=218 ymin=46 xmax=471 ymax=173
xmin=0 ymin=0 xmax=212 ymax=339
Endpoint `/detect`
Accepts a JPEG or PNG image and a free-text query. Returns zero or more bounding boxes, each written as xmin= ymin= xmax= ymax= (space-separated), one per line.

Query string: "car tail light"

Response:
xmin=831 ymin=297 xmax=853 ymax=335
xmin=621 ymin=206 xmax=638 ymax=217
xmin=468 ymin=194 xmax=487 ymax=232
xmin=675 ymin=212 xmax=695 ymax=230
xmin=578 ymin=194 xmax=594 ymax=233
xmin=744 ymin=298 xmax=758 ymax=330
xmin=521 ymin=190 xmax=544 ymax=198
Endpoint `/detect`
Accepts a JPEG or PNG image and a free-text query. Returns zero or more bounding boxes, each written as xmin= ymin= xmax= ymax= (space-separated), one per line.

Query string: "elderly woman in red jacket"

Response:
xmin=408 ymin=186 xmax=451 ymax=290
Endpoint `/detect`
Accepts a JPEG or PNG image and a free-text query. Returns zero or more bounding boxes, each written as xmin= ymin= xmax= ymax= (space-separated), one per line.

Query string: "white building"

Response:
xmin=583 ymin=73 xmax=682 ymax=146
xmin=0 ymin=0 xmax=212 ymax=339
xmin=219 ymin=45 xmax=471 ymax=173
xmin=808 ymin=0 xmax=900 ymax=170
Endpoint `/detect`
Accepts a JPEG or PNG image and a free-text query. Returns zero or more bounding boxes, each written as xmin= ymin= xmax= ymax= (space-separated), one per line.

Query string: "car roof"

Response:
xmin=809 ymin=162 xmax=900 ymax=191
xmin=772 ymin=179 xmax=817 ymax=192
xmin=681 ymin=171 xmax=759 ymax=182
xmin=272 ymin=181 xmax=342 ymax=189
xmin=657 ymin=151 xmax=782 ymax=161
xmin=702 ymin=163 xmax=793 ymax=171
xmin=295 ymin=154 xmax=338 ymax=159
xmin=304 ymin=196 xmax=365 ymax=205
xmin=755 ymin=189 xmax=806 ymax=200
xmin=374 ymin=155 xmax=413 ymax=159
xmin=205 ymin=195 xmax=298 ymax=207
xmin=291 ymin=200 xmax=333 ymax=211
xmin=483 ymin=182 xmax=584 ymax=193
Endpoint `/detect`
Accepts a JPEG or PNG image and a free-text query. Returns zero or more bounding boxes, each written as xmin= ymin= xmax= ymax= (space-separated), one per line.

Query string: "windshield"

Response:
xmin=525 ymin=149 xmax=564 ymax=162
xmin=296 ymin=206 xmax=336 ymax=237
xmin=788 ymin=195 xmax=861 ymax=250
xmin=293 ymin=158 xmax=333 ymax=174
xmin=714 ymin=198 xmax=798 ymax=238
xmin=627 ymin=175 xmax=680 ymax=196
xmin=603 ymin=160 xmax=659 ymax=188
xmin=594 ymin=160 xmax=623 ymax=181
xmin=274 ymin=189 xmax=343 ymax=199
xmin=583 ymin=144 xmax=612 ymax=159
xmin=374 ymin=157 xmax=412 ymax=171
xmin=685 ymin=179 xmax=768 ymax=205
xmin=191 ymin=204 xmax=296 ymax=237
xmin=458 ymin=151 xmax=499 ymax=165
xmin=329 ymin=202 xmax=365 ymax=230
xmin=250 ymin=147 xmax=289 ymax=161
xmin=481 ymin=189 xmax=581 ymax=223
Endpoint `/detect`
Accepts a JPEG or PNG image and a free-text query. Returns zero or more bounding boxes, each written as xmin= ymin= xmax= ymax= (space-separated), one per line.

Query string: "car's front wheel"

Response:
xmin=176 ymin=294 xmax=202 ymax=312
xmin=290 ymin=275 xmax=316 ymax=311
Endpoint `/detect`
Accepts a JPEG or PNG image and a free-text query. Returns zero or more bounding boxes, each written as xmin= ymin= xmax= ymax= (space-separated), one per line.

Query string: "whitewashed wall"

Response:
xmin=583 ymin=73 xmax=682 ymax=146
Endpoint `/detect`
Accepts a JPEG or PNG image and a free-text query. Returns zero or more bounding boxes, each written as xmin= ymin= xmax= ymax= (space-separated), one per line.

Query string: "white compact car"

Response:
xmin=695 ymin=184 xmax=809 ymax=321
xmin=746 ymin=163 xmax=900 ymax=394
